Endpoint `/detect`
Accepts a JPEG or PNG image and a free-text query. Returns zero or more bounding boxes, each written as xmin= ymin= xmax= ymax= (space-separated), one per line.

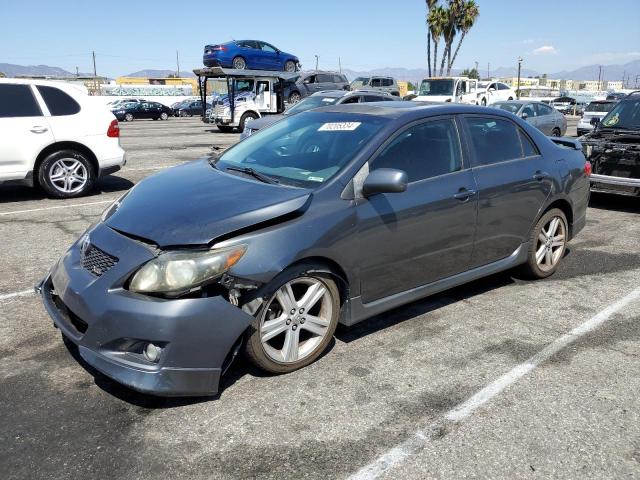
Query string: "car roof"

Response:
xmin=313 ymin=102 xmax=518 ymax=120
xmin=309 ymin=89 xmax=392 ymax=99
xmin=493 ymin=100 xmax=540 ymax=105
xmin=0 ymin=77 xmax=87 ymax=96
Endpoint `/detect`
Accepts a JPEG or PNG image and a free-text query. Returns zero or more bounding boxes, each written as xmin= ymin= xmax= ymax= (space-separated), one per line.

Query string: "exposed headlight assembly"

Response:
xmin=129 ymin=245 xmax=246 ymax=296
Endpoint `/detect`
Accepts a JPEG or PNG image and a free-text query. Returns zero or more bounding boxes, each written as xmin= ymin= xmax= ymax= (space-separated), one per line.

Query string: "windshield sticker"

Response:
xmin=603 ymin=113 xmax=619 ymax=126
xmin=308 ymin=176 xmax=324 ymax=182
xmin=318 ymin=122 xmax=361 ymax=132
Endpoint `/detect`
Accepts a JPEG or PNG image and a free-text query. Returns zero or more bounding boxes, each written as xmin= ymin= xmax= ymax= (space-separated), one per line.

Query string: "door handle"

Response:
xmin=453 ymin=189 xmax=476 ymax=201
xmin=30 ymin=126 xmax=48 ymax=134
xmin=533 ymin=170 xmax=550 ymax=181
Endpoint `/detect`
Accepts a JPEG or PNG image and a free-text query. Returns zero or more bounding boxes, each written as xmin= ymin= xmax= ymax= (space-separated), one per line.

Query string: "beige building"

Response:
xmin=606 ymin=80 xmax=623 ymax=90
xmin=499 ymin=77 xmax=540 ymax=88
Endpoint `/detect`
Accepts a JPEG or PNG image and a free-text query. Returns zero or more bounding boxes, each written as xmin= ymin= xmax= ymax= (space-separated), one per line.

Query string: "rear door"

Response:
xmin=316 ymin=73 xmax=335 ymax=91
xmin=356 ymin=117 xmax=478 ymax=302
xmin=0 ymin=83 xmax=54 ymax=178
xmin=462 ymin=115 xmax=554 ymax=267
xmin=534 ymin=103 xmax=556 ymax=134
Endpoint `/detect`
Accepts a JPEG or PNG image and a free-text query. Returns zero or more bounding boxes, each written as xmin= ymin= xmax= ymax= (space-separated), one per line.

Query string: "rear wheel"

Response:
xmin=551 ymin=127 xmax=561 ymax=137
xmin=245 ymin=269 xmax=340 ymax=373
xmin=284 ymin=60 xmax=297 ymax=72
xmin=232 ymin=56 xmax=246 ymax=70
xmin=520 ymin=208 xmax=568 ymax=279
xmin=288 ymin=91 xmax=301 ymax=104
xmin=38 ymin=150 xmax=95 ymax=199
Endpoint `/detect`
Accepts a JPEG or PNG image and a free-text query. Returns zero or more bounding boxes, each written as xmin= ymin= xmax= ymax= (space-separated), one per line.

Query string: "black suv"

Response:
xmin=582 ymin=91 xmax=640 ymax=197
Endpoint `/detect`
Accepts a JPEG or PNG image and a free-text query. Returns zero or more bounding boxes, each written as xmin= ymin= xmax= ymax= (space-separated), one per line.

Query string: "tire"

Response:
xmin=508 ymin=97 xmax=514 ymax=101
xmin=217 ymin=125 xmax=235 ymax=133
xmin=288 ymin=91 xmax=301 ymax=104
xmin=232 ymin=56 xmax=247 ymax=70
xmin=37 ymin=149 xmax=96 ymax=199
xmin=519 ymin=208 xmax=568 ymax=279
xmin=244 ymin=267 xmax=340 ymax=373
xmin=284 ymin=60 xmax=296 ymax=72
xmin=239 ymin=112 xmax=258 ymax=132
xmin=124 ymin=113 xmax=134 ymax=122
xmin=152 ymin=117 xmax=158 ymax=120
xmin=160 ymin=112 xmax=168 ymax=120
xmin=481 ymin=98 xmax=487 ymax=106
xmin=552 ymin=128 xmax=561 ymax=137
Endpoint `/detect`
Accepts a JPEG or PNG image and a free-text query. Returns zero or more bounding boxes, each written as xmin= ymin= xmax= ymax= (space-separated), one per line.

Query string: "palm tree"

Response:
xmin=439 ymin=0 xmax=462 ymax=76
xmin=428 ymin=5 xmax=447 ymax=77
xmin=425 ymin=0 xmax=438 ymax=77
xmin=448 ymin=0 xmax=480 ymax=75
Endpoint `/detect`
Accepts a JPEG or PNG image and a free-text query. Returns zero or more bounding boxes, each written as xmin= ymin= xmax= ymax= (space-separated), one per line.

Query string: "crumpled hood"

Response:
xmin=106 ymin=160 xmax=311 ymax=247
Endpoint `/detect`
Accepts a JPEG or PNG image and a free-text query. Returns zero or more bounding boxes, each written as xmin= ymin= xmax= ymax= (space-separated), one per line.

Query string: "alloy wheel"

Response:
xmin=260 ymin=277 xmax=333 ymax=363
xmin=535 ymin=216 xmax=566 ymax=272
xmin=48 ymin=159 xmax=88 ymax=194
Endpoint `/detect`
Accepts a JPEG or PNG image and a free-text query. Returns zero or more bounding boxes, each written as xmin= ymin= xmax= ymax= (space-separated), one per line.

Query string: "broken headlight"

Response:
xmin=129 ymin=245 xmax=246 ymax=296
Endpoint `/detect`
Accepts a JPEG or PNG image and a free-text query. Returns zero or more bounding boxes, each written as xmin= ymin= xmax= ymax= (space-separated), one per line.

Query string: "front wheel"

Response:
xmin=288 ymin=91 xmax=301 ymax=104
xmin=38 ymin=150 xmax=95 ymax=198
xmin=520 ymin=208 xmax=568 ymax=279
xmin=124 ymin=113 xmax=134 ymax=122
xmin=160 ymin=112 xmax=168 ymax=120
xmin=239 ymin=112 xmax=258 ymax=132
xmin=284 ymin=60 xmax=297 ymax=72
xmin=245 ymin=271 xmax=340 ymax=373
xmin=551 ymin=128 xmax=561 ymax=137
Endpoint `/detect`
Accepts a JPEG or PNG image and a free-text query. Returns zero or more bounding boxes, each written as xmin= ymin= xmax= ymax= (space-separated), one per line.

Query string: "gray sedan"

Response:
xmin=492 ymin=100 xmax=567 ymax=136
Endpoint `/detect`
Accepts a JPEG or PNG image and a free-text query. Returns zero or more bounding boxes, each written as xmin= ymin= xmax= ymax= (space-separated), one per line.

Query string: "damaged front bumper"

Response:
xmin=583 ymin=138 xmax=640 ymax=196
xmin=37 ymin=222 xmax=254 ymax=397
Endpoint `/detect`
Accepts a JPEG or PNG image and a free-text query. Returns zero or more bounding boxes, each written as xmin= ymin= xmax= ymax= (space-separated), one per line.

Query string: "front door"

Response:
xmin=255 ymin=81 xmax=271 ymax=110
xmin=356 ymin=117 xmax=478 ymax=303
xmin=462 ymin=115 xmax=554 ymax=267
xmin=0 ymin=83 xmax=54 ymax=179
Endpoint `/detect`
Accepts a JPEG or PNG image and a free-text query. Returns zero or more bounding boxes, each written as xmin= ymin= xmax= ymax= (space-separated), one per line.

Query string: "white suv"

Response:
xmin=0 ymin=79 xmax=126 ymax=198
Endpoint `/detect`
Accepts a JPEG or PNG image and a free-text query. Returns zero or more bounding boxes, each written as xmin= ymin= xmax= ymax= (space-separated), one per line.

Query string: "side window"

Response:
xmin=339 ymin=75 xmax=348 ymax=83
xmin=261 ymin=43 xmax=276 ymax=53
xmin=0 ymin=84 xmax=42 ymax=117
xmin=464 ymin=117 xmax=524 ymax=166
xmin=317 ymin=74 xmax=332 ymax=83
xmin=371 ymin=119 xmax=462 ymax=182
xmin=37 ymin=86 xmax=81 ymax=116
xmin=519 ymin=131 xmax=539 ymax=157
xmin=521 ymin=104 xmax=536 ymax=117
xmin=305 ymin=75 xmax=317 ymax=84
xmin=340 ymin=96 xmax=360 ymax=104
xmin=536 ymin=103 xmax=553 ymax=116
xmin=370 ymin=78 xmax=382 ymax=87
xmin=497 ymin=83 xmax=508 ymax=90
xmin=381 ymin=78 xmax=392 ymax=87
xmin=364 ymin=95 xmax=385 ymax=102
xmin=333 ymin=75 xmax=344 ymax=83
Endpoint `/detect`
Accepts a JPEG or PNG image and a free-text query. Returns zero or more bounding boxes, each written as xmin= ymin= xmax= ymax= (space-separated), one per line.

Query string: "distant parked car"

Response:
xmin=0 ymin=78 xmax=125 ymax=198
xmin=175 ymin=100 xmax=210 ymax=117
xmin=113 ymin=102 xmax=172 ymax=122
xmin=240 ymin=89 xmax=398 ymax=140
xmin=203 ymin=40 xmax=300 ymax=72
xmin=284 ymin=71 xmax=349 ymax=104
xmin=476 ymin=81 xmax=516 ymax=105
xmin=350 ymin=76 xmax=400 ymax=96
xmin=577 ymin=100 xmax=616 ymax=136
xmin=492 ymin=100 xmax=567 ymax=136
xmin=108 ymin=98 xmax=144 ymax=110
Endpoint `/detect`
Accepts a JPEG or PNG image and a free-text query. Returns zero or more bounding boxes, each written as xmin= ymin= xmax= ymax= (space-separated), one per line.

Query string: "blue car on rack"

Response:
xmin=203 ymin=40 xmax=300 ymax=72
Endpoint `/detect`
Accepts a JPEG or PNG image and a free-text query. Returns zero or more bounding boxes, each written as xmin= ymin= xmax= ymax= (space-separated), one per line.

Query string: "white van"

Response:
xmin=0 ymin=79 xmax=126 ymax=198
xmin=413 ymin=77 xmax=479 ymax=104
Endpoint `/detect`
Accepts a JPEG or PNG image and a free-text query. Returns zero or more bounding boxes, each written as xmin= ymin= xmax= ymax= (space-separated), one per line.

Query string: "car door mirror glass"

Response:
xmin=521 ymin=112 xmax=529 ymax=120
xmin=362 ymin=169 xmax=408 ymax=197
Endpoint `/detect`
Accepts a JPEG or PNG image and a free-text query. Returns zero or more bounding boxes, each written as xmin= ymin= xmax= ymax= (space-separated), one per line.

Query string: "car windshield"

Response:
xmin=492 ymin=102 xmax=522 ymax=114
xmin=600 ymin=100 xmax=640 ymax=129
xmin=585 ymin=102 xmax=615 ymax=113
xmin=215 ymin=111 xmax=388 ymax=187
xmin=285 ymin=96 xmax=339 ymax=115
xmin=419 ymin=79 xmax=454 ymax=96
xmin=350 ymin=77 xmax=370 ymax=88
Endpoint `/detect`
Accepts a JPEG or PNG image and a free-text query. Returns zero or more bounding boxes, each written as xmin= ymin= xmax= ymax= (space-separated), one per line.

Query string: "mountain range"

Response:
xmin=1 ymin=60 xmax=638 ymax=85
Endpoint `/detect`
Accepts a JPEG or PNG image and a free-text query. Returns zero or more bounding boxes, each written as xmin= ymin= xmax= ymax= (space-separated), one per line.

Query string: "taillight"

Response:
xmin=212 ymin=45 xmax=227 ymax=52
xmin=584 ymin=161 xmax=592 ymax=176
xmin=107 ymin=119 xmax=120 ymax=138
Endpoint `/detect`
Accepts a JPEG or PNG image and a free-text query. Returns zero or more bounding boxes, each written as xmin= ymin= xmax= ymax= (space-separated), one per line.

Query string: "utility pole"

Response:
xmin=75 ymin=66 xmax=79 ymax=77
xmin=487 ymin=62 xmax=490 ymax=80
xmin=474 ymin=61 xmax=479 ymax=77
xmin=315 ymin=55 xmax=319 ymax=71
xmin=92 ymin=51 xmax=97 ymax=77
xmin=176 ymin=50 xmax=180 ymax=77
xmin=597 ymin=65 xmax=602 ymax=91
xmin=338 ymin=57 xmax=342 ymax=73
xmin=516 ymin=57 xmax=522 ymax=99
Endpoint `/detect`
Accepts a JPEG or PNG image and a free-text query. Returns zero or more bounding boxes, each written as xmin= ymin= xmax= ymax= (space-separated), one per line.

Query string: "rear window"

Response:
xmin=0 ymin=84 xmax=42 ymax=117
xmin=37 ymin=86 xmax=81 ymax=116
xmin=585 ymin=102 xmax=615 ymax=113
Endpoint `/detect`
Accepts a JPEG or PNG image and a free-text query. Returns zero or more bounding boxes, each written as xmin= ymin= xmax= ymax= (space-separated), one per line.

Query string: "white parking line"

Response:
xmin=0 ymin=199 xmax=115 ymax=217
xmin=0 ymin=289 xmax=34 ymax=302
xmin=348 ymin=286 xmax=640 ymax=480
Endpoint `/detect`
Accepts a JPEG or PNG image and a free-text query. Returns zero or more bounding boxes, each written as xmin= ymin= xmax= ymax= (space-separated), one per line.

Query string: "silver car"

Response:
xmin=492 ymin=100 xmax=567 ymax=136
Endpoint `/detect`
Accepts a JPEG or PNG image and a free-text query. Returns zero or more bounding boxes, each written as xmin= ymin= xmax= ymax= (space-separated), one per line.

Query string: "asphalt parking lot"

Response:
xmin=1 ymin=116 xmax=640 ymax=479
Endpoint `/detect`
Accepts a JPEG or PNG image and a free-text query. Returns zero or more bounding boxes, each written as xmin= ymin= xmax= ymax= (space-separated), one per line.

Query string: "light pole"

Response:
xmin=516 ymin=57 xmax=523 ymax=99
xmin=314 ymin=55 xmax=319 ymax=71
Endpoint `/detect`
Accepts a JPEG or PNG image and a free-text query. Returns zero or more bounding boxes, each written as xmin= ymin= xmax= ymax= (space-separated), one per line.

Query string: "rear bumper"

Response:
xmin=38 ymin=223 xmax=253 ymax=397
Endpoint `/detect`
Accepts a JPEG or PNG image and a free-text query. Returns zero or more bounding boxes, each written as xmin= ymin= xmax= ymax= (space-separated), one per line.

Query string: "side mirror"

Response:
xmin=521 ymin=112 xmax=529 ymax=120
xmin=488 ymin=87 xmax=496 ymax=92
xmin=362 ymin=169 xmax=408 ymax=197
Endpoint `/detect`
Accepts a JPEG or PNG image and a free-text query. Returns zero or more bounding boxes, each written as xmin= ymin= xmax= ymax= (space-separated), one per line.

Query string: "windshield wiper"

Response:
xmin=225 ymin=166 xmax=279 ymax=184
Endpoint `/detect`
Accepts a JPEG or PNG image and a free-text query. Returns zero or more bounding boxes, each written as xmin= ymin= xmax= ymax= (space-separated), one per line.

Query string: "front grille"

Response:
xmin=81 ymin=244 xmax=118 ymax=277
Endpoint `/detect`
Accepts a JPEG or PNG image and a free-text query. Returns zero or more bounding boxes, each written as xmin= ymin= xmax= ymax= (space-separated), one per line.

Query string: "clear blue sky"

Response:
xmin=1 ymin=0 xmax=639 ymax=77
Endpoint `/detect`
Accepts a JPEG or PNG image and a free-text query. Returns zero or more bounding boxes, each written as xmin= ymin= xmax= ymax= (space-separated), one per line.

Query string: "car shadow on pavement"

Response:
xmin=589 ymin=191 xmax=640 ymax=213
xmin=0 ymin=175 xmax=134 ymax=206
